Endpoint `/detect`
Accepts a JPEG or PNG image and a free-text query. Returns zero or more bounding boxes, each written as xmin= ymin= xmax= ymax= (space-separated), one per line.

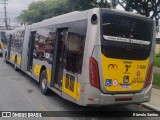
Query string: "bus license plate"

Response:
xmin=120 ymin=84 xmax=130 ymax=88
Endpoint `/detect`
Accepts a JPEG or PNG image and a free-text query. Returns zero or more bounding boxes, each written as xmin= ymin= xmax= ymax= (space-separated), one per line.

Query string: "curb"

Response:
xmin=152 ymin=85 xmax=160 ymax=89
xmin=141 ymin=103 xmax=160 ymax=111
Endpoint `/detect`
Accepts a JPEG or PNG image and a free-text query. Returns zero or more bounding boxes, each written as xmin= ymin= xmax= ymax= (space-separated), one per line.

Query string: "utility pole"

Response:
xmin=0 ymin=0 xmax=8 ymax=30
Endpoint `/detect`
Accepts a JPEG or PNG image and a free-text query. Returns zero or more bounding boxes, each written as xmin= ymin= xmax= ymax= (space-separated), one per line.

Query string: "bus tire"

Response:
xmin=40 ymin=70 xmax=50 ymax=95
xmin=14 ymin=58 xmax=18 ymax=71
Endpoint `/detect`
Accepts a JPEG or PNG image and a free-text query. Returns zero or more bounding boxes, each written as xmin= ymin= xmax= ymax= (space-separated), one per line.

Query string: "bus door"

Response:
xmin=7 ymin=35 xmax=12 ymax=60
xmin=27 ymin=31 xmax=36 ymax=72
xmin=51 ymin=28 xmax=68 ymax=91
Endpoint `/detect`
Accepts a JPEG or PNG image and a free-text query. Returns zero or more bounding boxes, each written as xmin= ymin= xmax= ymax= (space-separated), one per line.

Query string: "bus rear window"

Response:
xmin=101 ymin=13 xmax=153 ymax=60
xmin=102 ymin=13 xmax=153 ymax=43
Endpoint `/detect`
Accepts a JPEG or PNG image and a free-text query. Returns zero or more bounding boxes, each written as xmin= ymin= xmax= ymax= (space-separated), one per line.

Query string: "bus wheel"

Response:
xmin=14 ymin=58 xmax=18 ymax=71
xmin=40 ymin=70 xmax=50 ymax=95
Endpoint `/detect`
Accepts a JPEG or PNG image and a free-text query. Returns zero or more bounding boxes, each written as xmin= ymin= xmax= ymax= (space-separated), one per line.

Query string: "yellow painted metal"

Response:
xmin=101 ymin=53 xmax=149 ymax=92
xmin=47 ymin=69 xmax=51 ymax=84
xmin=11 ymin=54 xmax=15 ymax=62
xmin=33 ymin=64 xmax=41 ymax=77
xmin=62 ymin=76 xmax=80 ymax=101
xmin=17 ymin=56 xmax=21 ymax=65
xmin=0 ymin=42 xmax=4 ymax=49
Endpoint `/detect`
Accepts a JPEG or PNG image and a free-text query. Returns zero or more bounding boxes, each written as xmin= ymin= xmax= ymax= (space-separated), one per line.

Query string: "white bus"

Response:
xmin=4 ymin=8 xmax=155 ymax=106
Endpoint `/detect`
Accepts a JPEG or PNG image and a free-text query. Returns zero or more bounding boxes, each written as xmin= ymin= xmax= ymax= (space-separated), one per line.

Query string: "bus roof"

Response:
xmin=31 ymin=10 xmax=88 ymax=29
xmin=31 ymin=8 xmax=153 ymax=29
xmin=5 ymin=26 xmax=25 ymax=35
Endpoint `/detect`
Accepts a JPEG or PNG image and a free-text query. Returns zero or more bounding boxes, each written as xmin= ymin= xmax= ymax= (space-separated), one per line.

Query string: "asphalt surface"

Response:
xmin=0 ymin=57 xmax=159 ymax=120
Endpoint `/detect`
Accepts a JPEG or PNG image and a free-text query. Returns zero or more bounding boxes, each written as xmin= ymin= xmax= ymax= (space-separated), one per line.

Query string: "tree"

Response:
xmin=17 ymin=0 xmax=159 ymax=25
xmin=17 ymin=0 xmax=69 ymax=24
xmin=17 ymin=0 xmax=110 ymax=24
xmin=66 ymin=0 xmax=110 ymax=11
xmin=118 ymin=0 xmax=160 ymax=26
xmin=17 ymin=1 xmax=47 ymax=24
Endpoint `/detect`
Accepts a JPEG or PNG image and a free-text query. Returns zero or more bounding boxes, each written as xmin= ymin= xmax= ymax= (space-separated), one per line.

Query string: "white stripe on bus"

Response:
xmin=103 ymin=35 xmax=150 ymax=45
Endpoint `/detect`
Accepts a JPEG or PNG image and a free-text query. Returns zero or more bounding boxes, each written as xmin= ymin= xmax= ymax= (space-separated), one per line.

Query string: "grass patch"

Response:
xmin=154 ymin=56 xmax=160 ymax=68
xmin=153 ymin=73 xmax=160 ymax=89
xmin=155 ymin=53 xmax=160 ymax=57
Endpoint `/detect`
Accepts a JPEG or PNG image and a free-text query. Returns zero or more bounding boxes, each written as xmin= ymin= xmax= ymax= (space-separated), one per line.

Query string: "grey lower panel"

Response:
xmin=83 ymin=84 xmax=152 ymax=106
xmin=32 ymin=72 xmax=39 ymax=82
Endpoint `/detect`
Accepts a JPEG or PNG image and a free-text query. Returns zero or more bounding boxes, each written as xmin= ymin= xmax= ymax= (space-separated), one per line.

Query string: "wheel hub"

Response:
xmin=42 ymin=78 xmax=47 ymax=89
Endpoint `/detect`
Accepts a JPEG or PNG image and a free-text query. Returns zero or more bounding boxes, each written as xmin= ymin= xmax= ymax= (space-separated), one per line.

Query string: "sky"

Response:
xmin=0 ymin=0 xmax=123 ymax=26
xmin=0 ymin=0 xmax=41 ymax=26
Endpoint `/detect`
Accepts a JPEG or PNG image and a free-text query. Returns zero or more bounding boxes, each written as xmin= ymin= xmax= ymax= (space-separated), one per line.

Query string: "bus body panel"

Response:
xmin=4 ymin=27 xmax=25 ymax=70
xmin=91 ymin=45 xmax=152 ymax=93
xmin=100 ymin=52 xmax=150 ymax=93
xmin=83 ymin=83 xmax=152 ymax=106
xmin=91 ymin=9 xmax=155 ymax=94
xmin=22 ymin=11 xmax=89 ymax=105
xmin=3 ymin=8 xmax=155 ymax=106
xmin=85 ymin=9 xmax=155 ymax=105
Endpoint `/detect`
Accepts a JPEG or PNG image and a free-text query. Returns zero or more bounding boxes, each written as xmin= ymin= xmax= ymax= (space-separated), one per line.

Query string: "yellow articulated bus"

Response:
xmin=4 ymin=8 xmax=155 ymax=106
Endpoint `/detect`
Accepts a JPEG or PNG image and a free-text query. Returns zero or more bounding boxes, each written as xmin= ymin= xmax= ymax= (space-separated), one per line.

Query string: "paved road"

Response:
xmin=0 ymin=57 xmax=159 ymax=120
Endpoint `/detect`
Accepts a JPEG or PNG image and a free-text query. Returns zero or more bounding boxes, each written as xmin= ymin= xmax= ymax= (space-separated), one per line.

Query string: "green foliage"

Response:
xmin=18 ymin=0 xmax=159 ymax=26
xmin=119 ymin=0 xmax=160 ymax=26
xmin=154 ymin=56 xmax=160 ymax=68
xmin=155 ymin=53 xmax=160 ymax=57
xmin=153 ymin=73 xmax=160 ymax=89
xmin=17 ymin=0 xmax=110 ymax=24
xmin=66 ymin=0 xmax=110 ymax=11
xmin=17 ymin=1 xmax=47 ymax=24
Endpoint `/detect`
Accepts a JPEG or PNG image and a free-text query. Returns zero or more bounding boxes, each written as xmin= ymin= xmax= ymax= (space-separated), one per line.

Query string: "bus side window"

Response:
xmin=65 ymin=32 xmax=85 ymax=74
xmin=44 ymin=31 xmax=55 ymax=64
xmin=19 ymin=31 xmax=25 ymax=53
xmin=14 ymin=33 xmax=19 ymax=52
xmin=34 ymin=32 xmax=45 ymax=60
xmin=11 ymin=34 xmax=15 ymax=51
xmin=33 ymin=28 xmax=55 ymax=64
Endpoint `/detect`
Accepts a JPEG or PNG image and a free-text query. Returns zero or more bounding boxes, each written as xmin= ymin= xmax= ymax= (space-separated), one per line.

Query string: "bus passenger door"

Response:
xmin=27 ymin=31 xmax=36 ymax=72
xmin=52 ymin=28 xmax=68 ymax=91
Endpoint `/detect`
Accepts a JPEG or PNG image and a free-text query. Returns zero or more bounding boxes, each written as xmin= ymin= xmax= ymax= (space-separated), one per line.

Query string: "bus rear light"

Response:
xmin=145 ymin=62 xmax=154 ymax=88
xmin=89 ymin=57 xmax=100 ymax=89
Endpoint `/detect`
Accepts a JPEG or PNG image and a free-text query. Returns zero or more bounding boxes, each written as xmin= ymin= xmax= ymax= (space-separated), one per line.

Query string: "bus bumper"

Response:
xmin=83 ymin=84 xmax=152 ymax=106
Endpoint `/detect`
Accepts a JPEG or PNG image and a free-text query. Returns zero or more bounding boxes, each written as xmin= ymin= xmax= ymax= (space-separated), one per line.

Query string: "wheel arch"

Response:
xmin=15 ymin=55 xmax=17 ymax=62
xmin=39 ymin=65 xmax=47 ymax=83
xmin=40 ymin=65 xmax=47 ymax=75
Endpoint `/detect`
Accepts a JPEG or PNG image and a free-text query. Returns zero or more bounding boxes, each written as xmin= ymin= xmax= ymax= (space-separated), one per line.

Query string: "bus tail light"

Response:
xmin=89 ymin=57 xmax=100 ymax=89
xmin=145 ymin=62 xmax=154 ymax=88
